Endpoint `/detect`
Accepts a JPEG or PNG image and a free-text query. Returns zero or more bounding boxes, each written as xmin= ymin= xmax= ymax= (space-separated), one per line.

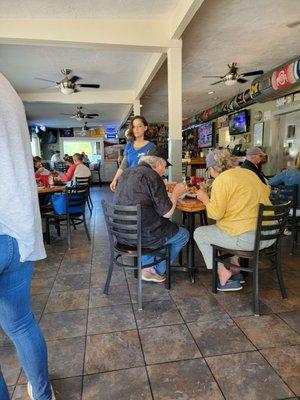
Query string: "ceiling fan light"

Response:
xmin=224 ymin=79 xmax=237 ymax=86
xmin=61 ymin=87 xmax=74 ymax=95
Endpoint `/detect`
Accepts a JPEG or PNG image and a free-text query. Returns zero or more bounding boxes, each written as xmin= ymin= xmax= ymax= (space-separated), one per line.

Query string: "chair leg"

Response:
xmin=212 ymin=247 xmax=218 ymax=294
xmin=178 ymin=249 xmax=183 ymax=265
xmin=45 ymin=217 xmax=51 ymax=244
xmin=71 ymin=219 xmax=77 ymax=230
xmin=67 ymin=215 xmax=72 ymax=249
xmin=165 ymin=246 xmax=171 ymax=290
xmin=83 ymin=214 xmax=91 ymax=241
xmin=252 ymin=258 xmax=260 ymax=316
xmin=136 ymin=257 xmax=143 ymax=311
xmin=88 ymin=190 xmax=93 ymax=210
xmin=275 ymin=248 xmax=287 ymax=299
xmin=103 ymin=255 xmax=114 ymax=294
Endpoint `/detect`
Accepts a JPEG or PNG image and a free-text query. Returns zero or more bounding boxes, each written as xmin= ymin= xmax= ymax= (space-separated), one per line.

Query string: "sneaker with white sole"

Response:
xmin=231 ymin=273 xmax=246 ymax=284
xmin=27 ymin=381 xmax=56 ymax=400
xmin=142 ymin=269 xmax=166 ymax=283
xmin=217 ymin=280 xmax=243 ymax=291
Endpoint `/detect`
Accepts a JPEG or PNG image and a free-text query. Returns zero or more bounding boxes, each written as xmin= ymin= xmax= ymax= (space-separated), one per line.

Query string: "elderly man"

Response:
xmin=241 ymin=146 xmax=268 ymax=184
xmin=114 ymin=147 xmax=189 ymax=283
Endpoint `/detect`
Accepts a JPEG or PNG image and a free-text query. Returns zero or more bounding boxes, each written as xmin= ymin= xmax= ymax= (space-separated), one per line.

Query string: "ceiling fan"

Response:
xmin=60 ymin=106 xmax=99 ymax=121
xmin=203 ymin=63 xmax=264 ymax=86
xmin=35 ymin=69 xmax=100 ymax=94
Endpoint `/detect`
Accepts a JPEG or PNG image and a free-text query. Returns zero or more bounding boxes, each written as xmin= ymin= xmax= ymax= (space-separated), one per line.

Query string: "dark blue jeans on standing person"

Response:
xmin=142 ymin=227 xmax=190 ymax=274
xmin=0 ymin=235 xmax=51 ymax=400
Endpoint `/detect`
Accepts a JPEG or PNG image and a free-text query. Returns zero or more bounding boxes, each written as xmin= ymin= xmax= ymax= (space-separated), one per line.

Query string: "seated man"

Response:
xmin=113 ymin=147 xmax=189 ymax=283
xmin=241 ymin=146 xmax=268 ymax=184
xmin=194 ymin=149 xmax=274 ymax=292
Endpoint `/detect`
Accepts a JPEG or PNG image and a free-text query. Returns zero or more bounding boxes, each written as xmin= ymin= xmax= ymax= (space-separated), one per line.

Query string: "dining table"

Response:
xmin=37 ymin=185 xmax=66 ymax=194
xmin=176 ymin=196 xmax=207 ymax=283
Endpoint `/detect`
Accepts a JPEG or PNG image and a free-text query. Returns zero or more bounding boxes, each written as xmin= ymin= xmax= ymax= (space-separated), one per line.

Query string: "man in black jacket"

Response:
xmin=241 ymin=146 xmax=268 ymax=185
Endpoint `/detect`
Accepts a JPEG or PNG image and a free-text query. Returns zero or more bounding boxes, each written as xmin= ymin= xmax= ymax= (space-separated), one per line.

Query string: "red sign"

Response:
xmin=271 ymin=63 xmax=296 ymax=90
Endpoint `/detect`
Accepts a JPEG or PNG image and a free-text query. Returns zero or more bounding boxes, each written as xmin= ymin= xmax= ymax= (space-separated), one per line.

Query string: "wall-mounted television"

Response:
xmin=228 ymin=110 xmax=249 ymax=135
xmin=198 ymin=122 xmax=214 ymax=148
xmin=40 ymin=129 xmax=58 ymax=144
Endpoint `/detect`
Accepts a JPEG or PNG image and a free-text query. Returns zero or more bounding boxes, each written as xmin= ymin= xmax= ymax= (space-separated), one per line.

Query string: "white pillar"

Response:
xmin=167 ymin=44 xmax=182 ymax=182
xmin=133 ymin=99 xmax=141 ymax=116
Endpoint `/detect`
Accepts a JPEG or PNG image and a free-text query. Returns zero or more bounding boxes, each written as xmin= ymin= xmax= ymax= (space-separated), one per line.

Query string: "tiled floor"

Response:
xmin=2 ymin=186 xmax=299 ymax=400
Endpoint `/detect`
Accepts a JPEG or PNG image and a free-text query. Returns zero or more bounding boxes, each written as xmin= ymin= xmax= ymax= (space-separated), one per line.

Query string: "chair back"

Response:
xmin=54 ymin=161 xmax=68 ymax=173
xmin=254 ymin=201 xmax=292 ymax=252
xmin=66 ymin=186 xmax=89 ymax=215
xmin=75 ymin=176 xmax=90 ymax=188
xmin=270 ymin=185 xmax=298 ymax=218
xmin=101 ymin=200 xmax=142 ymax=255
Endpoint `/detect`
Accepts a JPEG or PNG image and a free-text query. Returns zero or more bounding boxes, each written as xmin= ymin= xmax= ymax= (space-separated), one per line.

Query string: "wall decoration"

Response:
xmin=253 ymin=122 xmax=264 ymax=146
xmin=59 ymin=128 xmax=74 ymax=137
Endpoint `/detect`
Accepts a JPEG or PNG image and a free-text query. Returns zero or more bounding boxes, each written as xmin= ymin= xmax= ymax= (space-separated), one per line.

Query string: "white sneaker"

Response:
xmin=27 ymin=381 xmax=56 ymax=400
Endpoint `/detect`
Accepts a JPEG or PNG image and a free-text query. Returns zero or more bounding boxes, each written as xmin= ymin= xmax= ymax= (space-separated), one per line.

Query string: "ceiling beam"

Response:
xmin=134 ymin=53 xmax=167 ymax=100
xmin=170 ymin=0 xmax=205 ymax=39
xmin=0 ymin=19 xmax=181 ymax=52
xmin=20 ymin=90 xmax=135 ymax=104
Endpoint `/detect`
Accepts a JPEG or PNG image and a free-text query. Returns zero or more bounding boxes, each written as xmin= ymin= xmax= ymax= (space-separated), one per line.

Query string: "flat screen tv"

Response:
xmin=41 ymin=129 xmax=58 ymax=144
xmin=228 ymin=110 xmax=249 ymax=135
xmin=198 ymin=122 xmax=214 ymax=148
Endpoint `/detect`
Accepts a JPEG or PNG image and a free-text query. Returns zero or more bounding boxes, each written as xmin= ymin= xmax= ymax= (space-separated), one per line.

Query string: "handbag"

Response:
xmin=51 ymin=193 xmax=85 ymax=215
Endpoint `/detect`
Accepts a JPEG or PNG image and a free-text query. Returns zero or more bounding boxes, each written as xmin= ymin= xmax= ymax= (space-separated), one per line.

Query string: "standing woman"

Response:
xmin=110 ymin=115 xmax=156 ymax=191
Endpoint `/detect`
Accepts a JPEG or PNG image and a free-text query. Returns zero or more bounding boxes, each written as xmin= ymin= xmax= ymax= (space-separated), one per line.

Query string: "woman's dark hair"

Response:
xmin=64 ymin=156 xmax=74 ymax=164
xmin=127 ymin=115 xmax=150 ymax=141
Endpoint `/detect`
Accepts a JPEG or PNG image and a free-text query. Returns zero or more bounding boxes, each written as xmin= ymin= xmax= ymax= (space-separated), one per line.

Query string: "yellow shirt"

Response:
xmin=206 ymin=167 xmax=271 ymax=236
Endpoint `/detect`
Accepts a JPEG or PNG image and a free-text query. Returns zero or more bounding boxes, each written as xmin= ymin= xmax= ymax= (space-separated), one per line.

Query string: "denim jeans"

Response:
xmin=0 ymin=235 xmax=51 ymax=400
xmin=142 ymin=227 xmax=190 ymax=274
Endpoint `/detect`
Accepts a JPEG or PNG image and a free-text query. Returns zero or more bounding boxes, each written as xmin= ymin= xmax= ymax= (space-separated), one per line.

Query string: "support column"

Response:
xmin=133 ymin=99 xmax=141 ymax=116
xmin=167 ymin=44 xmax=182 ymax=182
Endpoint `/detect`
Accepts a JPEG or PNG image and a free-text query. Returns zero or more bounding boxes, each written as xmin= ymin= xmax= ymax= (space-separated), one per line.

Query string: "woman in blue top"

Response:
xmin=269 ymin=151 xmax=300 ymax=212
xmin=110 ymin=115 xmax=156 ymax=191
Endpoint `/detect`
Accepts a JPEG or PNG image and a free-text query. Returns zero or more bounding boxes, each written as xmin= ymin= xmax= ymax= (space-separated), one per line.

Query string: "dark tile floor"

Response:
xmin=2 ymin=186 xmax=299 ymax=400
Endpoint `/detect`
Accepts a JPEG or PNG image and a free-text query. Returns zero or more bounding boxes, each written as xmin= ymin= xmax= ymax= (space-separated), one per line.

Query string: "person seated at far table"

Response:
xmin=194 ymin=149 xmax=274 ymax=292
xmin=33 ymin=156 xmax=50 ymax=181
xmin=55 ymin=153 xmax=91 ymax=183
xmin=241 ymin=146 xmax=268 ymax=184
xmin=269 ymin=151 xmax=300 ymax=217
xmin=114 ymin=147 xmax=189 ymax=283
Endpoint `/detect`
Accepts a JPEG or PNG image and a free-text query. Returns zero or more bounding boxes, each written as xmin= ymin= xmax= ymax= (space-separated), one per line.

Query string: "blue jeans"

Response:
xmin=142 ymin=227 xmax=190 ymax=274
xmin=0 ymin=235 xmax=51 ymax=400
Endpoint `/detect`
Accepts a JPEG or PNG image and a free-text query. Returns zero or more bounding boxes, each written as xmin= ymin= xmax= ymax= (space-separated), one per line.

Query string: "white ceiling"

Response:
xmin=0 ymin=0 xmax=178 ymax=19
xmin=142 ymin=0 xmax=300 ymax=122
xmin=0 ymin=0 xmax=299 ymax=129
xmin=25 ymin=102 xmax=129 ymax=129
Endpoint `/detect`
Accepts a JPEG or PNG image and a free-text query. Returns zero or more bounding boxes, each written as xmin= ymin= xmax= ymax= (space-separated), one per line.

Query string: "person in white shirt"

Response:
xmin=50 ymin=150 xmax=61 ymax=169
xmin=0 ymin=73 xmax=55 ymax=400
xmin=73 ymin=153 xmax=91 ymax=181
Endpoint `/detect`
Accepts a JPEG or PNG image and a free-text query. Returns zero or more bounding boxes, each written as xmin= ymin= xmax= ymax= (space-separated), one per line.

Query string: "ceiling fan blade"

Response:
xmin=202 ymin=75 xmax=223 ymax=78
xmin=86 ymin=113 xmax=99 ymax=117
xmin=241 ymin=70 xmax=264 ymax=77
xmin=85 ymin=116 xmax=93 ymax=119
xmin=78 ymin=84 xmax=100 ymax=88
xmin=35 ymin=77 xmax=57 ymax=83
xmin=69 ymin=75 xmax=81 ymax=83
xmin=211 ymin=80 xmax=224 ymax=85
xmin=237 ymin=78 xmax=248 ymax=83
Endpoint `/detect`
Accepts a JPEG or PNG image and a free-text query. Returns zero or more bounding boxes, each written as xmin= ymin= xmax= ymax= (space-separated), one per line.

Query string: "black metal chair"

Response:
xmin=92 ymin=162 xmax=102 ymax=186
xmin=75 ymin=176 xmax=93 ymax=213
xmin=270 ymin=184 xmax=299 ymax=253
xmin=54 ymin=161 xmax=68 ymax=173
xmin=211 ymin=202 xmax=292 ymax=315
xmin=101 ymin=201 xmax=171 ymax=310
xmin=45 ymin=186 xmax=91 ymax=249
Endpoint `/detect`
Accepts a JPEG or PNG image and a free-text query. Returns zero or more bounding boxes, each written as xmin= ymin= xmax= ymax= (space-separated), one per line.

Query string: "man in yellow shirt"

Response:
xmin=194 ymin=149 xmax=274 ymax=291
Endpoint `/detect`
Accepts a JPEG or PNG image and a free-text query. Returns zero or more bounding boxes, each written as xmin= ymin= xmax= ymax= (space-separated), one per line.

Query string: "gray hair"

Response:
xmin=211 ymin=149 xmax=233 ymax=173
xmin=139 ymin=155 xmax=165 ymax=168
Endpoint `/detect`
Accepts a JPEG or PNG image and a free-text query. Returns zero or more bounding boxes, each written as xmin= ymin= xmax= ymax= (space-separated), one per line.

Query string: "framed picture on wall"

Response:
xmin=253 ymin=122 xmax=264 ymax=146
